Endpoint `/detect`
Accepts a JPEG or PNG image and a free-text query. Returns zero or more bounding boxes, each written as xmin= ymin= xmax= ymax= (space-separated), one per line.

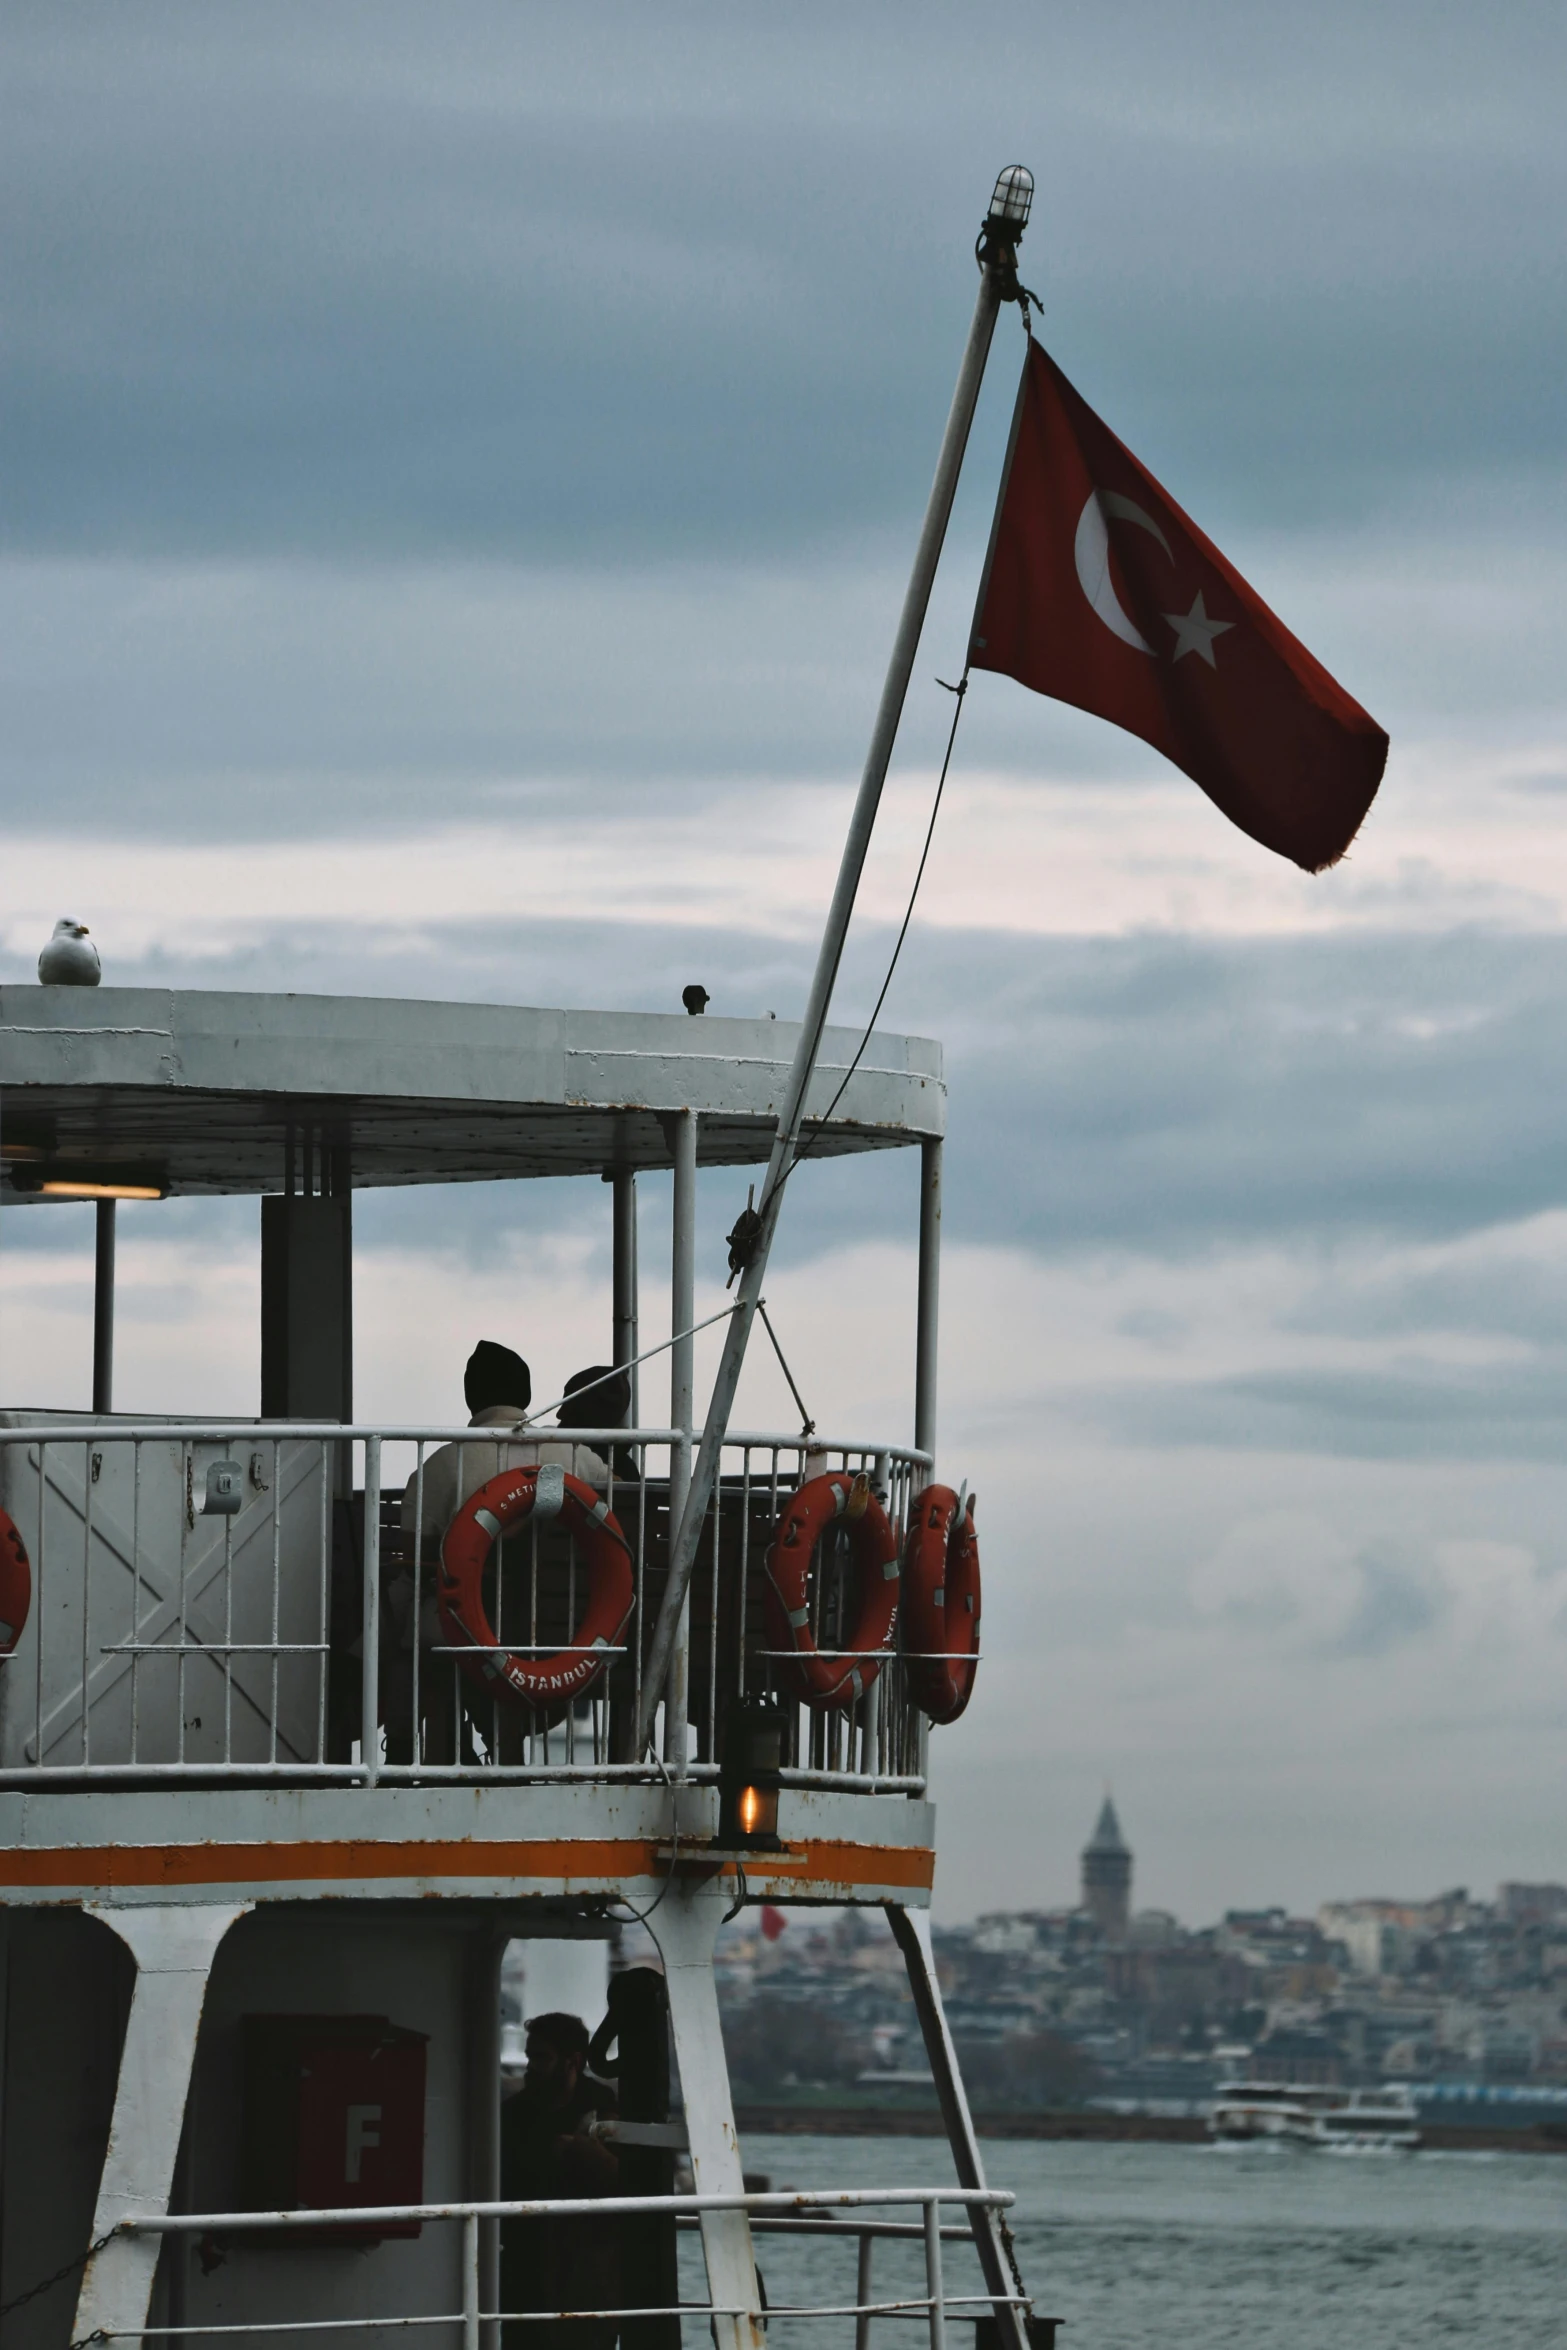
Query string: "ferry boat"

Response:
xmin=1209 ymin=2081 xmax=1422 ymax=2151
xmin=0 ymin=984 xmax=1034 ymax=2348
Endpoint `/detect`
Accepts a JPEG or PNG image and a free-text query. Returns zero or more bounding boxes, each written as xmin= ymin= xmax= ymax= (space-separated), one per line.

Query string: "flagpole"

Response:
xmin=631 ymin=167 xmax=1034 ymax=1760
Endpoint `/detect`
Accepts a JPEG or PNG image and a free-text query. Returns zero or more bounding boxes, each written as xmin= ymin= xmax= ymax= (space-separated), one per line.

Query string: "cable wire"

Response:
xmin=767 ymin=672 xmax=970 ymax=1213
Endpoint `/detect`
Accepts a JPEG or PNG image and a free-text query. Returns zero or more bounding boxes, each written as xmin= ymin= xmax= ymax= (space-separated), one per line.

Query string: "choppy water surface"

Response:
xmin=735 ymin=2132 xmax=1567 ymax=2349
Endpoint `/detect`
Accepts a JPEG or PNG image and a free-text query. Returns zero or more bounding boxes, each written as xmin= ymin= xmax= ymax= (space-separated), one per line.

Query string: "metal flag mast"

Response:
xmin=633 ymin=164 xmax=1035 ymax=1758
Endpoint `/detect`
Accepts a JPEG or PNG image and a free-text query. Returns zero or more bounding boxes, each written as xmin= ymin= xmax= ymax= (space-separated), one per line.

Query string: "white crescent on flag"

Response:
xmin=1072 ymin=489 xmax=1173 ymax=656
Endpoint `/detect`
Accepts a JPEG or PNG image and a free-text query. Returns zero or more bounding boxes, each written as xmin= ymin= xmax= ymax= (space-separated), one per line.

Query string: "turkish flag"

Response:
xmin=969 ymin=341 xmax=1387 ymax=872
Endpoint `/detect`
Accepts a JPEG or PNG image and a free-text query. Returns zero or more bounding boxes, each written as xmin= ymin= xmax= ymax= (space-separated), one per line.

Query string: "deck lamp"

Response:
xmin=9 ymin=1165 xmax=167 ymax=1201
xmin=717 ymin=1699 xmax=785 ymax=1852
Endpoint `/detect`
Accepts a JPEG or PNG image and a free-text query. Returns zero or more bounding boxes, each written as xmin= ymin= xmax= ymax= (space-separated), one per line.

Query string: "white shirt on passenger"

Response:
xmin=392 ymin=1405 xmax=611 ymax=1649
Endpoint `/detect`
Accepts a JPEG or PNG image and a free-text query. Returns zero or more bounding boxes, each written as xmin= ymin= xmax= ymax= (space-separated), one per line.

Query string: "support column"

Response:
xmin=261 ymin=1138 xmax=352 ymax=1422
xmin=611 ymin=1169 xmax=640 ymax=1426
xmin=650 ymin=1878 xmax=762 ymax=2350
xmin=884 ymin=1904 xmax=1029 ymax=2350
xmin=92 ymin=1199 xmax=116 ymax=1414
xmin=915 ymin=1137 xmax=942 ymax=1465
xmin=664 ymin=1114 xmax=697 ymax=1772
xmin=73 ymin=1903 xmax=251 ymax=2348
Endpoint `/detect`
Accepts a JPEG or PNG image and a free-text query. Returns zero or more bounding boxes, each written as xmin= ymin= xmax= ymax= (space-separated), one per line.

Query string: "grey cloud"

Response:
xmin=1093 ymin=1357 xmax=1567 ymax=1464
xmin=1284 ymin=1254 xmax=1567 ymax=1351
xmin=3 ymin=2 xmax=1563 ymax=566
xmin=933 ymin=927 xmax=1567 ymax=1258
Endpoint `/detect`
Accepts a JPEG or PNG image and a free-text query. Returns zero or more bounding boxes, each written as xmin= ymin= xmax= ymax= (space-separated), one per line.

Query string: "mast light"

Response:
xmin=987 ymin=166 xmax=1034 ymax=231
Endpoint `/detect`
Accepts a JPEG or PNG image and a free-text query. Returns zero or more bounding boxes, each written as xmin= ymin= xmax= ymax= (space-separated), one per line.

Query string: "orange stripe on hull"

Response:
xmin=0 ymin=1836 xmax=934 ymax=1896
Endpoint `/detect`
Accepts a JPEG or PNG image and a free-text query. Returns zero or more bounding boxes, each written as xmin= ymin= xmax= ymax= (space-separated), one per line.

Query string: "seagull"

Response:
xmin=38 ymin=919 xmax=101 ymax=987
xmin=682 ymin=984 xmax=710 ymax=1015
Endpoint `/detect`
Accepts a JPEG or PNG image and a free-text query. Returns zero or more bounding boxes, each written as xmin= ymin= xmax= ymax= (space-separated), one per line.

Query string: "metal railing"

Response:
xmin=117 ymin=2185 xmax=1027 ymax=2348
xmin=0 ymin=1420 xmax=934 ymax=1790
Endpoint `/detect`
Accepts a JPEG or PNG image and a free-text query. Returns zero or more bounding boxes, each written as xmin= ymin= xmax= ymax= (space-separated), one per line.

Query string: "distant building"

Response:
xmin=1497 ymin=1883 xmax=1567 ymax=1928
xmin=1081 ymin=1795 xmax=1133 ymax=1941
xmin=1250 ymin=2025 xmax=1342 ymax=2087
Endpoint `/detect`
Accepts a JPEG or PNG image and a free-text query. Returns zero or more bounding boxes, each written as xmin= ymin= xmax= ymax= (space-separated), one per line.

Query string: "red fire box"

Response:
xmin=241 ymin=2015 xmax=429 ymax=2243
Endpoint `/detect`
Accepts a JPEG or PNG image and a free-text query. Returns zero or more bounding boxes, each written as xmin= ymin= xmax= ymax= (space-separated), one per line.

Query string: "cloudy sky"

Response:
xmin=3 ymin=2 xmax=1564 ymax=1922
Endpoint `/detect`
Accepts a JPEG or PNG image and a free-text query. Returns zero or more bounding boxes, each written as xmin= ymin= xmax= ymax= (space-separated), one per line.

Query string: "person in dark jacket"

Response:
xmin=558 ymin=1366 xmax=640 ymax=1489
xmin=500 ymin=2011 xmax=620 ymax=2349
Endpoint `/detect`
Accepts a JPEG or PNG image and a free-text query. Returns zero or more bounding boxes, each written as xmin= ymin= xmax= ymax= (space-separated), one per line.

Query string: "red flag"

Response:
xmin=969 ymin=341 xmax=1387 ymax=873
xmin=760 ymin=1904 xmax=787 ymax=1941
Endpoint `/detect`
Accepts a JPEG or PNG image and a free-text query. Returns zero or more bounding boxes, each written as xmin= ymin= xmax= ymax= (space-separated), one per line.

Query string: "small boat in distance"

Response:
xmin=1209 ymin=2081 xmax=1422 ymax=2151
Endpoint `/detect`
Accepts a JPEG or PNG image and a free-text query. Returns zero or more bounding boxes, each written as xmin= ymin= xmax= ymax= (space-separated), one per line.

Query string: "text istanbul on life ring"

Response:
xmin=437 ymin=1463 xmax=633 ymax=1721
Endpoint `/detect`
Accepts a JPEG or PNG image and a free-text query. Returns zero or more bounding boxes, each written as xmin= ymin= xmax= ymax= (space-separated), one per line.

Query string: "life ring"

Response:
xmin=901 ymin=1484 xmax=980 ymax=1724
xmin=437 ymin=1465 xmax=633 ymax=1719
xmin=762 ymin=1471 xmax=899 ymax=1712
xmin=0 ymin=1509 xmax=30 ymax=1657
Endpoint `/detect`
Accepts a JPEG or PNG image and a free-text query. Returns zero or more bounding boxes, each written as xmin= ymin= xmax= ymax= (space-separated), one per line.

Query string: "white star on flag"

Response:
xmin=1164 ymin=591 xmax=1235 ymax=668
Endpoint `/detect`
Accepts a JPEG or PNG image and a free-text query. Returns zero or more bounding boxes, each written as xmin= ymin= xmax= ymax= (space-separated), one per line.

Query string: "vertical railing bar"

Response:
xmin=856 ymin=2227 xmax=875 ymax=2350
xmin=222 ymin=1507 xmax=235 ymax=1763
xmin=318 ymin=1438 xmax=332 ymax=1767
xmin=567 ymin=1501 xmax=577 ymax=1769
xmin=269 ymin=1439 xmax=283 ymax=1763
xmin=361 ymin=1434 xmax=381 ymax=1785
xmin=35 ymin=1441 xmax=47 ymax=1763
xmin=633 ymin=1434 xmax=647 ymax=1731
xmin=521 ymin=1494 xmax=533 ymax=1767
xmin=812 ymin=1489 xmax=829 ymax=1775
xmin=296 ymin=1441 xmax=317 ymax=1765
xmin=737 ymin=1444 xmax=752 ymax=1703
xmin=924 ymin=2195 xmax=946 ymax=2350
xmin=706 ymin=1446 xmax=719 ymax=1765
xmin=463 ymin=2207 xmax=480 ymax=2350
xmin=130 ymin=1439 xmax=143 ymax=1764
xmin=80 ymin=1437 xmax=93 ymax=1764
xmin=525 ymin=1502 xmax=538 ymax=1768
xmin=411 ymin=1439 xmax=426 ymax=1766
xmin=177 ymin=1447 xmax=190 ymax=1765
xmin=458 ymin=1434 xmax=473 ymax=1770
xmin=769 ymin=1447 xmax=791 ymax=1758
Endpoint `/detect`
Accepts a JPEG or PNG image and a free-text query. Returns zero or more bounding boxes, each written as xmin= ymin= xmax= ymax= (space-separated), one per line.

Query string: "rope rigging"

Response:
xmin=725 ymin=668 xmax=973 ymax=1283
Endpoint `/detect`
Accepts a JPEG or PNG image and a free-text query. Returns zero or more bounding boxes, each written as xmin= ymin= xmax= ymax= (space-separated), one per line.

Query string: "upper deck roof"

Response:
xmin=0 ymin=987 xmax=943 ymax=1197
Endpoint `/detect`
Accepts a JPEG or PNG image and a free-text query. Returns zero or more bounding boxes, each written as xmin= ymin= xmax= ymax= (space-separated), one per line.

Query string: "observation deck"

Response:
xmin=0 ymin=989 xmax=950 ymax=1909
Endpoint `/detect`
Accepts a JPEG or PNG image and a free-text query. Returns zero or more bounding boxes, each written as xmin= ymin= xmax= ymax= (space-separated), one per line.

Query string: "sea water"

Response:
xmin=728 ymin=2132 xmax=1567 ymax=2349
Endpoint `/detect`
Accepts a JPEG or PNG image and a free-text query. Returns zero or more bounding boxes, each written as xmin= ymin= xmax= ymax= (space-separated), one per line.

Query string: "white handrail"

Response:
xmin=127 ymin=2185 xmax=1014 ymax=2228
xmin=92 ymin=2188 xmax=1029 ymax=2347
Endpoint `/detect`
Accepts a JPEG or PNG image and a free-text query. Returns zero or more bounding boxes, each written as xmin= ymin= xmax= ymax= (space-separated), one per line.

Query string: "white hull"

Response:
xmin=1210 ymin=2086 xmax=1421 ymax=2152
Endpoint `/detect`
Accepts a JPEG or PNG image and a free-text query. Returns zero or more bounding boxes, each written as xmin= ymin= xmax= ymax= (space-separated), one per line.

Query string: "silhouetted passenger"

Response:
xmin=501 ymin=2011 xmax=620 ymax=2349
xmin=559 ymin=1365 xmax=638 ymax=1486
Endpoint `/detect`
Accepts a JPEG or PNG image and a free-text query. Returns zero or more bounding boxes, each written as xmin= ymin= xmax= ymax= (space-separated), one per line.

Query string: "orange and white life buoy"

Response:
xmin=762 ymin=1471 xmax=899 ymax=1712
xmin=0 ymin=1509 xmax=30 ymax=1658
xmin=437 ymin=1464 xmax=633 ymax=1719
xmin=901 ymin=1484 xmax=980 ymax=1724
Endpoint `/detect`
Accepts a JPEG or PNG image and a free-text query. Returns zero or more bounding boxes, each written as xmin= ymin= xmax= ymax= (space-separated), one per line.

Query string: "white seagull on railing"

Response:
xmin=37 ymin=918 xmax=101 ymax=986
